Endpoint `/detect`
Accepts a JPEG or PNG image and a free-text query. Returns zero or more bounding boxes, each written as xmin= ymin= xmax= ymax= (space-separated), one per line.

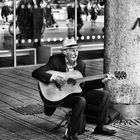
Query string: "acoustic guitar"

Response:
xmin=39 ymin=70 xmax=127 ymax=106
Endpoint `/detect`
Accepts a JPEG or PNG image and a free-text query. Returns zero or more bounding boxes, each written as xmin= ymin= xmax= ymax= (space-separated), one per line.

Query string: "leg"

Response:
xmin=82 ymin=90 xmax=116 ymax=136
xmin=61 ymin=96 xmax=86 ymax=135
xmin=96 ymin=90 xmax=110 ymax=127
xmin=6 ymin=16 xmax=8 ymax=22
xmin=83 ymin=89 xmax=109 ymax=126
xmin=77 ymin=23 xmax=82 ymax=37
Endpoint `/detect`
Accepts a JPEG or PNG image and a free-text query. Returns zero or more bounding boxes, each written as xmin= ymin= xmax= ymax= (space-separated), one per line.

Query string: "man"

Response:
xmin=66 ymin=2 xmax=75 ymax=26
xmin=16 ymin=0 xmax=34 ymax=40
xmin=32 ymin=0 xmax=44 ymax=47
xmin=1 ymin=4 xmax=12 ymax=22
xmin=77 ymin=4 xmax=83 ymax=37
xmin=32 ymin=38 xmax=116 ymax=140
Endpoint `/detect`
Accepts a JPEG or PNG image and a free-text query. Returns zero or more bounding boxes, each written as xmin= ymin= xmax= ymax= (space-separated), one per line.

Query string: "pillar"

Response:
xmin=104 ymin=0 xmax=140 ymax=119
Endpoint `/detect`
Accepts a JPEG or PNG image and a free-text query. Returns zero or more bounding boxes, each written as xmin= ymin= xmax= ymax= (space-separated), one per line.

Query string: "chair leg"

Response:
xmin=63 ymin=127 xmax=69 ymax=139
xmin=54 ymin=117 xmax=68 ymax=130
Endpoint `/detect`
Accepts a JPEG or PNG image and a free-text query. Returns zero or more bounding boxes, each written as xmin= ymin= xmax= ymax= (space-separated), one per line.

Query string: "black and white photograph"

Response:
xmin=0 ymin=0 xmax=140 ymax=140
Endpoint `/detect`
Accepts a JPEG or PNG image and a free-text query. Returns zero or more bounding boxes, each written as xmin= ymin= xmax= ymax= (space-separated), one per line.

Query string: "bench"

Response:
xmin=0 ymin=48 xmax=36 ymax=65
xmin=16 ymin=48 xmax=37 ymax=65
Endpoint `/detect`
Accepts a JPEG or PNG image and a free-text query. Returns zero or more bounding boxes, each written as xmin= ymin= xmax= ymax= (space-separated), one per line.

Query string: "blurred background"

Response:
xmin=0 ymin=0 xmax=104 ymax=67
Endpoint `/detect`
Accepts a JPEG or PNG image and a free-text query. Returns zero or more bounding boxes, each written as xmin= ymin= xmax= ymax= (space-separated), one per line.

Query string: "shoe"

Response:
xmin=67 ymin=133 xmax=78 ymax=140
xmin=66 ymin=128 xmax=78 ymax=140
xmin=55 ymin=24 xmax=59 ymax=28
xmin=93 ymin=127 xmax=116 ymax=136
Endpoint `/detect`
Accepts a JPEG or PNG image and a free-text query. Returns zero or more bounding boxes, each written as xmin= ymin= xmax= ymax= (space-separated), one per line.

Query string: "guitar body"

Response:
xmin=39 ymin=70 xmax=83 ymax=106
xmin=39 ymin=70 xmax=127 ymax=106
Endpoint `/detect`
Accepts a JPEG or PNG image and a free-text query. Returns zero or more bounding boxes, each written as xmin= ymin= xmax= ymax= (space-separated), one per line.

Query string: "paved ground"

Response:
xmin=0 ymin=61 xmax=140 ymax=140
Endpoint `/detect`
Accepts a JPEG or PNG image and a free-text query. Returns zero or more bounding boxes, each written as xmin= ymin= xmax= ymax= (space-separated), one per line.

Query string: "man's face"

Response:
xmin=47 ymin=4 xmax=50 ymax=8
xmin=65 ymin=48 xmax=79 ymax=63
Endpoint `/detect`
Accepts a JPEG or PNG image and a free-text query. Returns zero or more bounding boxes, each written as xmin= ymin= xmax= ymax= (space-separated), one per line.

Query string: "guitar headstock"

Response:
xmin=114 ymin=71 xmax=127 ymax=80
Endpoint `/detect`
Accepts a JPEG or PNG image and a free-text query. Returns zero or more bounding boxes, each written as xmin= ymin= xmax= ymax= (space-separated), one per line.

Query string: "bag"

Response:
xmin=106 ymin=107 xmax=120 ymax=124
xmin=85 ymin=105 xmax=120 ymax=125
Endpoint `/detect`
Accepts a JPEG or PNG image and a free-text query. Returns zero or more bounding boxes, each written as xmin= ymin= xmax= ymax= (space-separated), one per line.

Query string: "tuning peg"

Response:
xmin=122 ymin=72 xmax=127 ymax=79
xmin=114 ymin=71 xmax=127 ymax=80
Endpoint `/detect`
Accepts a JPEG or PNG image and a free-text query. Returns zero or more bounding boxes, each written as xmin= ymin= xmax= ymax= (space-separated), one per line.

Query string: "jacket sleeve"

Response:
xmin=82 ymin=79 xmax=105 ymax=91
xmin=32 ymin=56 xmax=55 ymax=83
xmin=78 ymin=60 xmax=86 ymax=88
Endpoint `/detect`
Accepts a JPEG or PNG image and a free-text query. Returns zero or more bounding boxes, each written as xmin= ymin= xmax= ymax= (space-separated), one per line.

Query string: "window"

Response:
xmin=0 ymin=0 xmax=104 ymax=68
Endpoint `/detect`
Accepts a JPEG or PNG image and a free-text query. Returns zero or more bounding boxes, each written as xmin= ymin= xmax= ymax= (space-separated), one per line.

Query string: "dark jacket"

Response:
xmin=32 ymin=53 xmax=86 ymax=82
xmin=1 ymin=5 xmax=11 ymax=18
xmin=32 ymin=53 xmax=104 ymax=116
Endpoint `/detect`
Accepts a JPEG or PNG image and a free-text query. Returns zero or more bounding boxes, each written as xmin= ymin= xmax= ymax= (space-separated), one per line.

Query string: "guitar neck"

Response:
xmin=77 ymin=74 xmax=105 ymax=84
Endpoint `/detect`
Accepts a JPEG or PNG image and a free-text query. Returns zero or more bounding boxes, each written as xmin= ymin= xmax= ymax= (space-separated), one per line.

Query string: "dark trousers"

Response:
xmin=61 ymin=89 xmax=110 ymax=134
xmin=83 ymin=89 xmax=110 ymax=127
xmin=61 ymin=96 xmax=86 ymax=134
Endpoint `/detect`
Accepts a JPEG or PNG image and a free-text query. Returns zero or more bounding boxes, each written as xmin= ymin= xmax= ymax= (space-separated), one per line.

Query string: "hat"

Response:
xmin=61 ymin=38 xmax=79 ymax=50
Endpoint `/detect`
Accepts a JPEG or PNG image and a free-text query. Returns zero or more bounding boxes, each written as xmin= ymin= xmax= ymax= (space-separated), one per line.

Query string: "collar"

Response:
xmin=65 ymin=57 xmax=77 ymax=68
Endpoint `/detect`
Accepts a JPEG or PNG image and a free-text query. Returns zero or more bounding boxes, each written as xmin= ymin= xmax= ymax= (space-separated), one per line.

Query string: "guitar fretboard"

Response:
xmin=76 ymin=74 xmax=105 ymax=84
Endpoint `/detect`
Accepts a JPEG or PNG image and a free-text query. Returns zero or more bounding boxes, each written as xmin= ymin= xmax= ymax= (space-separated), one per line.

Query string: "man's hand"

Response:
xmin=102 ymin=73 xmax=115 ymax=83
xmin=52 ymin=75 xmax=66 ymax=86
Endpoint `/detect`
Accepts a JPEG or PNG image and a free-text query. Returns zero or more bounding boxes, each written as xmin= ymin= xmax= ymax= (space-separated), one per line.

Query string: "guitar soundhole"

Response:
xmin=67 ymin=78 xmax=76 ymax=86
